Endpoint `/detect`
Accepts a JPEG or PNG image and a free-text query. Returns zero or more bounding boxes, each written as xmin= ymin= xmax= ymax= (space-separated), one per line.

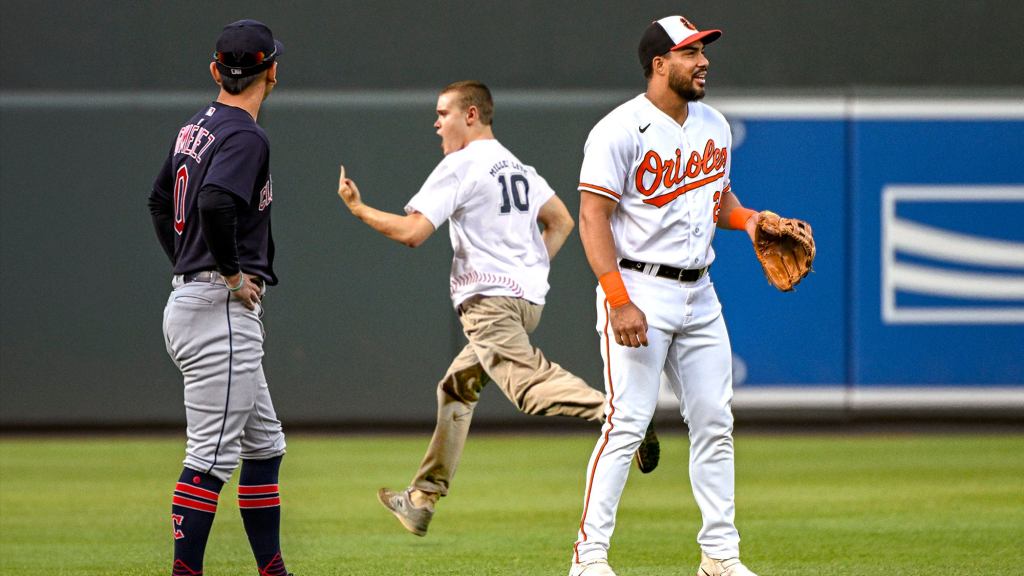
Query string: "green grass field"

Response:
xmin=1 ymin=433 xmax=1022 ymax=575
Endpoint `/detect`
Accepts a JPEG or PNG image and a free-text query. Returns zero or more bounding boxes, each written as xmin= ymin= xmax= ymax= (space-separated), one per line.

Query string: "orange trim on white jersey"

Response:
xmin=579 ymin=182 xmax=622 ymax=201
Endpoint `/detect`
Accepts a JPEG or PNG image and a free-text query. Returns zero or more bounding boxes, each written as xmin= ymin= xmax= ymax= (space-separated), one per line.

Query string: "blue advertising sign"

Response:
xmin=709 ymin=99 xmax=1023 ymax=392
xmin=852 ymin=120 xmax=1024 ymax=385
xmin=712 ymin=118 xmax=848 ymax=386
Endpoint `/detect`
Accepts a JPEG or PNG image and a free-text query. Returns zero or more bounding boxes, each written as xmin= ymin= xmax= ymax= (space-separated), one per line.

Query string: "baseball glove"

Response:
xmin=753 ymin=210 xmax=815 ymax=291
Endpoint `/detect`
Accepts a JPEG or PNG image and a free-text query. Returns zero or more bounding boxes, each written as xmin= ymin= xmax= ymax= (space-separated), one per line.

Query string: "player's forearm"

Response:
xmin=536 ymin=195 xmax=575 ymax=261
xmin=541 ymin=220 xmax=573 ymax=261
xmin=717 ymin=188 xmax=758 ymax=241
xmin=350 ymin=203 xmax=426 ymax=248
xmin=197 ymin=186 xmax=242 ymax=276
xmin=150 ymin=212 xmax=176 ymax=264
xmin=578 ymin=205 xmax=620 ymax=278
xmin=148 ymin=191 xmax=176 ymax=263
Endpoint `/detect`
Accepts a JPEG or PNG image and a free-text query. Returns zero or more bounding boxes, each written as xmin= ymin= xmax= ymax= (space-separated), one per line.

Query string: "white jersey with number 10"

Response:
xmin=406 ymin=139 xmax=556 ymax=308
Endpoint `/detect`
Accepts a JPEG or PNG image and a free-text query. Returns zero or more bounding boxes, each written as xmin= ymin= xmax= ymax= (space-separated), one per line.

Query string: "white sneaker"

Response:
xmin=377 ymin=487 xmax=433 ymax=536
xmin=697 ymin=552 xmax=758 ymax=576
xmin=569 ymin=559 xmax=618 ymax=576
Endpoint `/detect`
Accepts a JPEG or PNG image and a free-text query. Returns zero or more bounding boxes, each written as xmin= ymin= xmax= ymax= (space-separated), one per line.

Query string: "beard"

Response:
xmin=668 ymin=67 xmax=706 ymax=101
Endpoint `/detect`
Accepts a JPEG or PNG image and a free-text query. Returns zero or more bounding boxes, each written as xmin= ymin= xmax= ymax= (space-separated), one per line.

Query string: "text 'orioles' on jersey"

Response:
xmin=152 ymin=102 xmax=277 ymax=283
xmin=579 ymin=94 xmax=732 ymax=271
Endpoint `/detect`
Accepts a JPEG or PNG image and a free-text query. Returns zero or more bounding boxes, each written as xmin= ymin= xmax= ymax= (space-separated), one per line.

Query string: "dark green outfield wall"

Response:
xmin=2 ymin=0 xmax=1021 ymax=426
xmin=1 ymin=93 xmax=633 ymax=426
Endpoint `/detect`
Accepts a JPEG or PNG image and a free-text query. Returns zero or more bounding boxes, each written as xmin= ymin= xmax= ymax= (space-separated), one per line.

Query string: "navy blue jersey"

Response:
xmin=151 ymin=102 xmax=277 ymax=284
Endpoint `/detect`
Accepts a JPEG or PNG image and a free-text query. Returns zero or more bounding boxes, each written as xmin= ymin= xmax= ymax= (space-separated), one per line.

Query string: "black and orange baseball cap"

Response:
xmin=638 ymin=15 xmax=721 ymax=70
xmin=213 ymin=19 xmax=285 ymax=78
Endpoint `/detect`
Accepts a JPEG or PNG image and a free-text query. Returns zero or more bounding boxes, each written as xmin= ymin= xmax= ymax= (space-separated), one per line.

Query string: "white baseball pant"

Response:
xmin=573 ymin=270 xmax=740 ymax=563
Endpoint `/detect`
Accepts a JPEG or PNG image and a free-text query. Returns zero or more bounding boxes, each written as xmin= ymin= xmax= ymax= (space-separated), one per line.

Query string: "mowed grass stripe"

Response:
xmin=1 ymin=434 xmax=1022 ymax=575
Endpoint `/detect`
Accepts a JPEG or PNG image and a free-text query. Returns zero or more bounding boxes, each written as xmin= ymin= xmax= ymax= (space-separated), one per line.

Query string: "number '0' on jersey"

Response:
xmin=579 ymin=94 xmax=732 ymax=270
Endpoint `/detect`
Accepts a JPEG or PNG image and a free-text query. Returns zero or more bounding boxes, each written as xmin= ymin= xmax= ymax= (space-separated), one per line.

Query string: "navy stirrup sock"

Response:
xmin=239 ymin=455 xmax=288 ymax=575
xmin=171 ymin=467 xmax=224 ymax=576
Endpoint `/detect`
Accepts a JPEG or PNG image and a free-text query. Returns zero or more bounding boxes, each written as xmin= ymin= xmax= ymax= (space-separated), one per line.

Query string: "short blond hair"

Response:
xmin=441 ymin=80 xmax=494 ymax=125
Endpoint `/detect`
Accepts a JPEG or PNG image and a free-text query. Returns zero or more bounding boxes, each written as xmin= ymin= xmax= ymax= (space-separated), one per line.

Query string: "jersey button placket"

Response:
xmin=680 ymin=127 xmax=696 ymax=267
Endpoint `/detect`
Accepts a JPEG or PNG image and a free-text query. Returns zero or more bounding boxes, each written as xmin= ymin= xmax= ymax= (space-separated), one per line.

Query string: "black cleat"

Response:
xmin=635 ymin=421 xmax=660 ymax=473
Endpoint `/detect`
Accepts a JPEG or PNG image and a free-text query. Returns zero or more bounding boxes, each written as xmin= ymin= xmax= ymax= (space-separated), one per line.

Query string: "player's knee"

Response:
xmin=514 ymin=392 xmax=543 ymax=415
xmin=687 ymin=404 xmax=733 ymax=437
xmin=611 ymin=411 xmax=655 ymax=438
xmin=511 ymin=382 xmax=559 ymax=415
xmin=440 ymin=366 xmax=487 ymax=404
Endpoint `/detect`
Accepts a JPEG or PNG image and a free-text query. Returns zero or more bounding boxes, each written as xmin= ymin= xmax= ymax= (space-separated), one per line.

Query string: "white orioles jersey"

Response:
xmin=406 ymin=139 xmax=556 ymax=308
xmin=579 ymin=93 xmax=732 ymax=270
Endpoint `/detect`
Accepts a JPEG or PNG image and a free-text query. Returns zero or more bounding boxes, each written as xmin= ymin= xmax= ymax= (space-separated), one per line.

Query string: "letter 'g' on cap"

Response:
xmin=638 ymin=15 xmax=721 ymax=70
xmin=213 ymin=19 xmax=285 ymax=78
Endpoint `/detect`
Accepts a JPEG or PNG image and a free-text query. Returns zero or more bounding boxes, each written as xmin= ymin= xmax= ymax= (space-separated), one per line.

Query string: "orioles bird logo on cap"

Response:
xmin=679 ymin=17 xmax=697 ymax=31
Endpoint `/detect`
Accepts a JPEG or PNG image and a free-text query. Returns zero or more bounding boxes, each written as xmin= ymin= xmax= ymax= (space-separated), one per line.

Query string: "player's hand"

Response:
xmin=337 ymin=164 xmax=363 ymax=210
xmin=224 ymin=274 xmax=262 ymax=311
xmin=609 ymin=301 xmax=649 ymax=347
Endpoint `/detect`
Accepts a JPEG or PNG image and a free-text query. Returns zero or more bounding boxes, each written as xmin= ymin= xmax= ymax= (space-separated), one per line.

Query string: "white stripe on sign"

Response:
xmin=890 ymin=219 xmax=1024 ymax=269
xmin=891 ymin=262 xmax=1024 ymax=300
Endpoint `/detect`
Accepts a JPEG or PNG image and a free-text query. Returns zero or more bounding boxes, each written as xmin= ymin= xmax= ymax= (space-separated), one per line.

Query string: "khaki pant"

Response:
xmin=412 ymin=296 xmax=605 ymax=496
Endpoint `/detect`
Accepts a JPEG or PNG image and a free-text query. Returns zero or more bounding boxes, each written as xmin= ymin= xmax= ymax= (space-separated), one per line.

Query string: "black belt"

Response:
xmin=619 ymin=259 xmax=708 ymax=282
xmin=182 ymin=271 xmax=264 ymax=288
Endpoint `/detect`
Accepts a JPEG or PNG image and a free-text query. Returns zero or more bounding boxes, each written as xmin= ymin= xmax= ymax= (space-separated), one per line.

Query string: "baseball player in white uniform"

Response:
xmin=568 ymin=16 xmax=763 ymax=576
xmin=334 ymin=81 xmax=658 ymax=539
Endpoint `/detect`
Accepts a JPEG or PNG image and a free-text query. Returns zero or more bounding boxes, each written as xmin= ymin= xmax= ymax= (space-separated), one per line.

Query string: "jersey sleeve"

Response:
xmin=526 ymin=166 xmax=556 ymax=209
xmin=404 ymin=158 xmax=461 ymax=229
xmin=578 ymin=120 xmax=633 ymax=202
xmin=151 ymin=151 xmax=174 ymax=199
xmin=148 ymin=152 xmax=176 ymax=264
xmin=203 ymin=130 xmax=269 ymax=203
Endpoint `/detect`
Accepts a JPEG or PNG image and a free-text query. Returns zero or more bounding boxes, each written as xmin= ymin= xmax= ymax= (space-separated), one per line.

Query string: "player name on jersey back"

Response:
xmin=173 ymin=123 xmax=216 ymax=163
xmin=487 ymin=158 xmax=525 ymax=177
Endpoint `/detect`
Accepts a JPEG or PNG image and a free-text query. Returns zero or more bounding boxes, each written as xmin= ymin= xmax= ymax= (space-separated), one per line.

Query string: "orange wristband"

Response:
xmin=726 ymin=207 xmax=757 ymax=230
xmin=598 ymin=270 xmax=631 ymax=308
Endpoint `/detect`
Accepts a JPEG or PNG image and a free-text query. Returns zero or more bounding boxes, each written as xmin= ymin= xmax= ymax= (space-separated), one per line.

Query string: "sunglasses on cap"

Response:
xmin=212 ymin=45 xmax=278 ymax=71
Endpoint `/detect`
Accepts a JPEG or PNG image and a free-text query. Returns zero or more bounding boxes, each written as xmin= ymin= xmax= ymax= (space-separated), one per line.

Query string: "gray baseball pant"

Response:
xmin=163 ymin=277 xmax=286 ymax=483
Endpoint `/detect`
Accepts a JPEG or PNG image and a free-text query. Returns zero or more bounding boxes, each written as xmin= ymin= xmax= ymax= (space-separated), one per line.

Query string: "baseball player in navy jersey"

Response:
xmin=568 ymin=16 xmax=766 ymax=576
xmin=334 ymin=81 xmax=659 ymax=538
xmin=148 ymin=19 xmax=293 ymax=576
